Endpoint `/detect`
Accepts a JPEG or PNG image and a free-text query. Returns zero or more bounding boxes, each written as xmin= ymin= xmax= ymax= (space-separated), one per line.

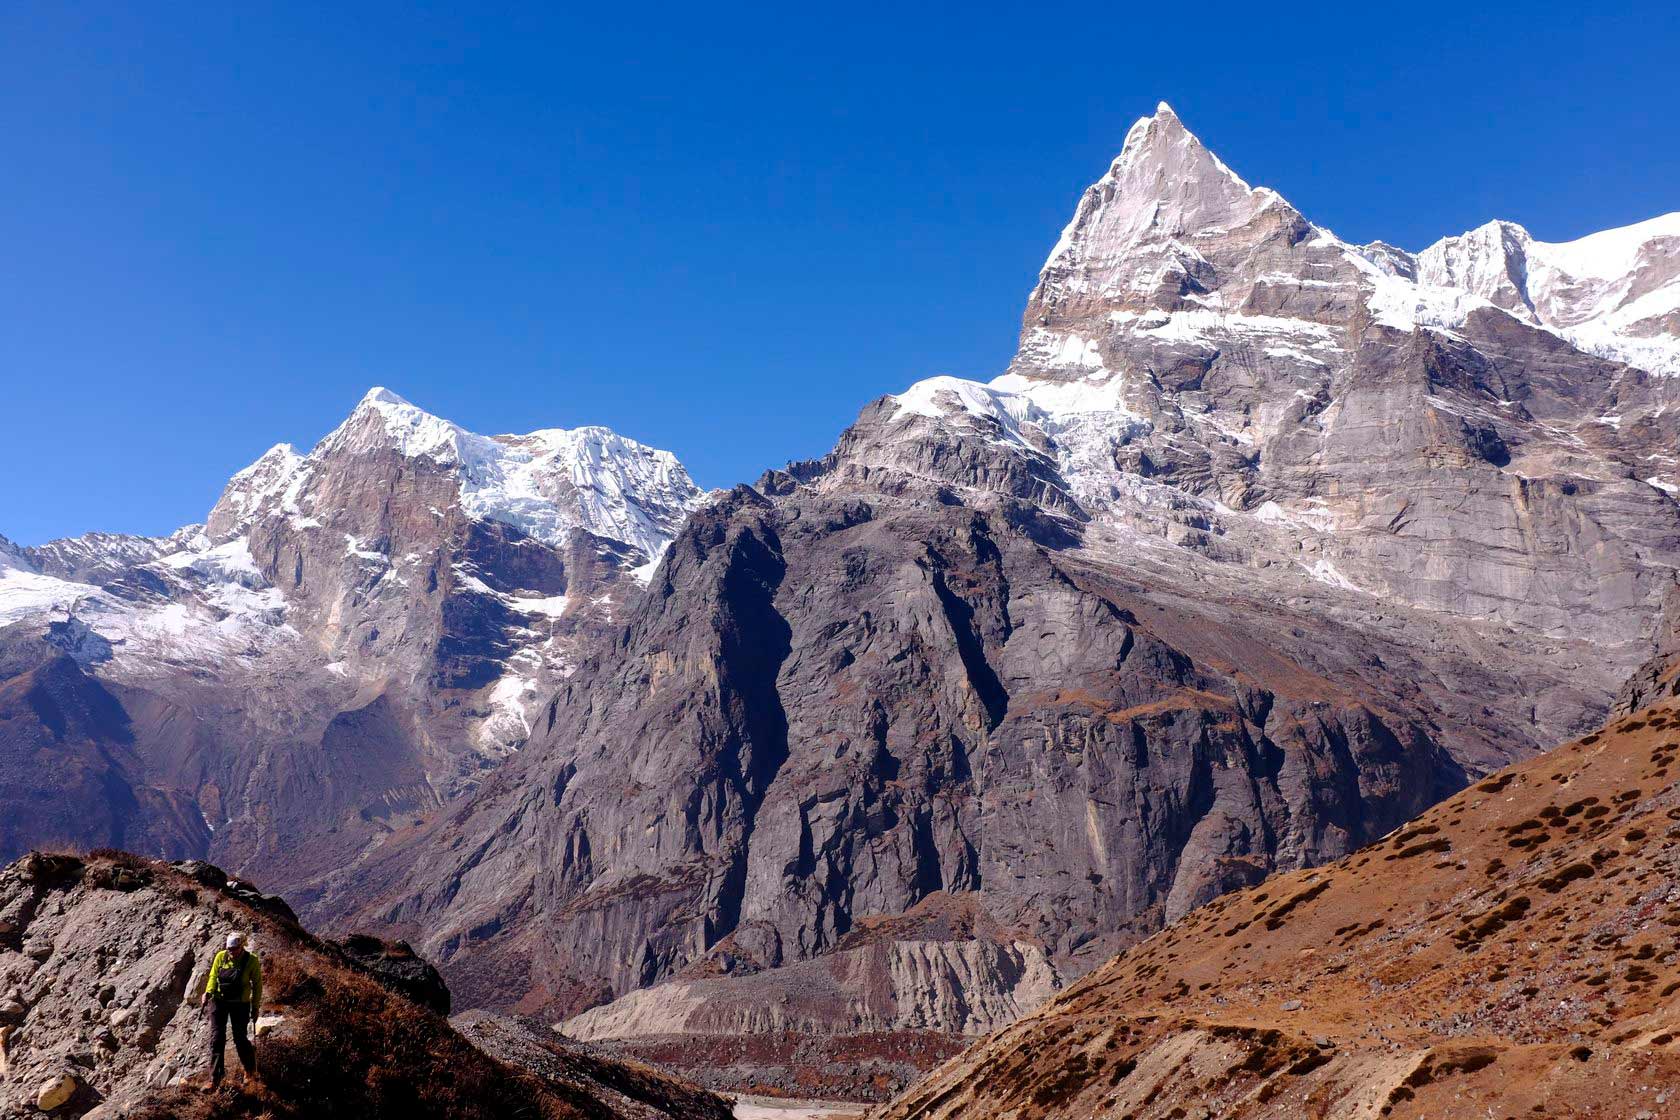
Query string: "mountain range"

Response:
xmin=3 ymin=102 xmax=1679 ymax=1102
xmin=0 ymin=388 xmax=704 ymax=890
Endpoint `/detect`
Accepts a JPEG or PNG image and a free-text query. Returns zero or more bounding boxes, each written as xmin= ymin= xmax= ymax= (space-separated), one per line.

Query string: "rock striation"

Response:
xmin=872 ymin=693 xmax=1680 ymax=1119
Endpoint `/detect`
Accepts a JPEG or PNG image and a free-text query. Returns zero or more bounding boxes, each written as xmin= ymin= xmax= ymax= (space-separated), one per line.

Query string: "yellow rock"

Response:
xmin=36 ymin=1072 xmax=78 ymax=1111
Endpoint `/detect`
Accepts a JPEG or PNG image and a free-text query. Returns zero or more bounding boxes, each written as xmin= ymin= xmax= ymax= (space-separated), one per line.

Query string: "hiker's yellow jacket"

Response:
xmin=204 ymin=948 xmax=262 ymax=1009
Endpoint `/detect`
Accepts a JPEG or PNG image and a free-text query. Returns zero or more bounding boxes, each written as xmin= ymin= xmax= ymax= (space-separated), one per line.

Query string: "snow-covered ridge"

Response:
xmin=213 ymin=443 xmax=308 ymax=533
xmin=0 ymin=529 xmax=290 ymax=662
xmin=1412 ymin=213 xmax=1680 ymax=374
xmin=0 ymin=537 xmax=101 ymax=628
xmin=890 ymin=371 xmax=1152 ymax=509
xmin=307 ymin=387 xmax=706 ymax=562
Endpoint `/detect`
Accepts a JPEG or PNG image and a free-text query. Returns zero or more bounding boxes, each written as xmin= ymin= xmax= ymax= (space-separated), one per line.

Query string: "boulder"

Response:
xmin=36 ymin=1072 xmax=78 ymax=1111
xmin=167 ymin=860 xmax=227 ymax=890
xmin=332 ymin=934 xmax=451 ymax=1015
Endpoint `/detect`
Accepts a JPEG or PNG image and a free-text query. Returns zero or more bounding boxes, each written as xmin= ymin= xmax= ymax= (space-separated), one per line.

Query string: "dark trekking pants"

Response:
xmin=209 ymin=999 xmax=255 ymax=1085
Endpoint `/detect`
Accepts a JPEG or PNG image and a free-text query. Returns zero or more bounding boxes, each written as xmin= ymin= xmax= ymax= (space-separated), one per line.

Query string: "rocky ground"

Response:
xmin=872 ymin=696 xmax=1680 ymax=1118
xmin=0 ymin=851 xmax=731 ymax=1119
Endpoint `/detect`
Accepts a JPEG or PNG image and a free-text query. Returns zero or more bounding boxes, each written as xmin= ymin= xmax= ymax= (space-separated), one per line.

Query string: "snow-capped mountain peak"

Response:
xmin=327 ymin=385 xmax=473 ymax=462
xmin=1039 ymin=102 xmax=1289 ymax=281
xmin=459 ymin=422 xmax=704 ymax=560
xmin=213 ymin=387 xmax=707 ymax=563
xmin=1017 ymin=104 xmax=1680 ymax=385
xmin=891 ymin=104 xmax=1680 ymax=619
xmin=1415 ymin=211 xmax=1680 ymax=371
xmin=208 ymin=443 xmax=307 ymax=538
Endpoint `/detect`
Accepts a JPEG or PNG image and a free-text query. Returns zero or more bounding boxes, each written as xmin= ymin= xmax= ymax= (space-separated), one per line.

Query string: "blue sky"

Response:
xmin=2 ymin=1 xmax=1677 ymax=544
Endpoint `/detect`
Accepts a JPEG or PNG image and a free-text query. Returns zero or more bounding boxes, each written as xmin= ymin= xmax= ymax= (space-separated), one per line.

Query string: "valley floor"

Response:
xmin=731 ymin=1096 xmax=867 ymax=1120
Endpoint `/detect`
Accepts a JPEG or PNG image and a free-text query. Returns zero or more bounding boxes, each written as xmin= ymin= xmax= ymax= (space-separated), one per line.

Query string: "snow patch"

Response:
xmin=508 ymin=593 xmax=569 ymax=618
xmin=0 ymin=566 xmax=100 ymax=627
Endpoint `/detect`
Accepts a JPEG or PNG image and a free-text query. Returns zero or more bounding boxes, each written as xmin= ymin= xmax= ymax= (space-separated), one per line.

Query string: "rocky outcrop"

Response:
xmin=331 ymin=934 xmax=451 ymax=1016
xmin=0 ymin=850 xmax=732 ymax=1119
xmin=873 ymin=695 xmax=1680 ymax=1120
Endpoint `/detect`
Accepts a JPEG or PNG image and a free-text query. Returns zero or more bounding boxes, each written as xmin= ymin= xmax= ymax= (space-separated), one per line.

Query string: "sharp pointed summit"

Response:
xmin=1012 ymin=105 xmax=1312 ymax=380
xmin=360 ymin=385 xmax=413 ymax=407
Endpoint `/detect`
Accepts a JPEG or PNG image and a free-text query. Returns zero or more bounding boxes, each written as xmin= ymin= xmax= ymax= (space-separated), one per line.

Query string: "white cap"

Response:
xmin=226 ymin=933 xmax=246 ymax=949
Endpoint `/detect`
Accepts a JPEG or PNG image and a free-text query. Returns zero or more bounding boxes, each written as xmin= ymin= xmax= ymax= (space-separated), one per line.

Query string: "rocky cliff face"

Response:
xmin=0 ymin=390 xmax=705 ymax=898
xmin=872 ymin=694 xmax=1680 ymax=1120
xmin=334 ymin=106 xmax=1680 ymax=1070
xmin=1000 ymin=103 xmax=1680 ymax=657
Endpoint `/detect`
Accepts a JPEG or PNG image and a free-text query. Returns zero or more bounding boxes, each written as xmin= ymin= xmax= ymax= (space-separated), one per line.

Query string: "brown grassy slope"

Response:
xmin=873 ymin=700 xmax=1680 ymax=1120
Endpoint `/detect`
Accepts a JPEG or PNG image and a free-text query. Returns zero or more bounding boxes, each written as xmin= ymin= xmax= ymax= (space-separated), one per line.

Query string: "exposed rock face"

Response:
xmin=565 ymin=937 xmax=1056 ymax=1045
xmin=336 ymin=104 xmax=1680 ymax=1071
xmin=561 ymin=895 xmax=1060 ymax=1100
xmin=349 ymin=483 xmax=1492 ymax=1015
xmin=578 ymin=892 xmax=1053 ymax=1023
xmin=0 ymin=390 xmax=705 ymax=898
xmin=331 ymin=934 xmax=452 ymax=1016
xmin=872 ymin=697 xmax=1680 ymax=1120
xmin=1614 ymin=584 xmax=1680 ymax=717
xmin=0 ymin=636 xmax=208 ymax=863
xmin=1004 ymin=103 xmax=1680 ymax=657
xmin=0 ymin=850 xmax=733 ymax=1119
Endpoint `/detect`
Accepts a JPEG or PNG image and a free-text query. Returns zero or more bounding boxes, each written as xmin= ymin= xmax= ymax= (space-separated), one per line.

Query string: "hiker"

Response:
xmin=198 ymin=932 xmax=262 ymax=1089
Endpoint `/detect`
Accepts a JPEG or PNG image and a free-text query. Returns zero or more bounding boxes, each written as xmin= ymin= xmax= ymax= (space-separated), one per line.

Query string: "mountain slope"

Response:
xmin=0 ymin=850 xmax=733 ymax=1119
xmin=874 ymin=695 xmax=1680 ymax=1120
xmin=0 ymin=389 xmax=706 ymax=898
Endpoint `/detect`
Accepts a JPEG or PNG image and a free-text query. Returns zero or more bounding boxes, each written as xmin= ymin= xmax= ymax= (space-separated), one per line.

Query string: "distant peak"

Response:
xmin=1460 ymin=218 xmax=1534 ymax=243
xmin=1114 ymin=101 xmax=1223 ymax=176
xmin=1031 ymin=104 xmax=1302 ymax=286
xmin=228 ymin=442 xmax=302 ymax=482
xmin=359 ymin=386 xmax=414 ymax=408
